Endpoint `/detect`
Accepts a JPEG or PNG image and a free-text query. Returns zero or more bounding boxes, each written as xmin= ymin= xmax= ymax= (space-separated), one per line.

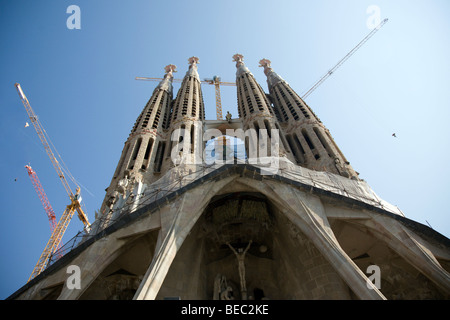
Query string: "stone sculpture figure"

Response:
xmin=213 ymin=274 xmax=234 ymax=300
xmin=227 ymin=240 xmax=252 ymax=300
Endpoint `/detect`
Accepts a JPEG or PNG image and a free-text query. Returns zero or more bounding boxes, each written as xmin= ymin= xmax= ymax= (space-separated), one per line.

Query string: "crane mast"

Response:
xmin=15 ymin=83 xmax=90 ymax=282
xmin=27 ymin=195 xmax=83 ymax=281
xmin=25 ymin=165 xmax=57 ymax=234
xmin=15 ymin=84 xmax=74 ymax=199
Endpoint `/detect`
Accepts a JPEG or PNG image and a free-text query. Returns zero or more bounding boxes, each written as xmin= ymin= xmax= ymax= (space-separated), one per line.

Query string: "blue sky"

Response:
xmin=1 ymin=0 xmax=449 ymax=299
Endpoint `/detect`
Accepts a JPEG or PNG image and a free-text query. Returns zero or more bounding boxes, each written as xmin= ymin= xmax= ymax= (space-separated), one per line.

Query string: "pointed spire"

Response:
xmin=259 ymin=58 xmax=285 ymax=87
xmin=171 ymin=56 xmax=205 ymax=122
xmin=233 ymin=53 xmax=251 ymax=76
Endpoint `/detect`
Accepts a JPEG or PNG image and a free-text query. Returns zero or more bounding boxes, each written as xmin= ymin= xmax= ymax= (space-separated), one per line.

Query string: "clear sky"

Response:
xmin=1 ymin=0 xmax=449 ymax=299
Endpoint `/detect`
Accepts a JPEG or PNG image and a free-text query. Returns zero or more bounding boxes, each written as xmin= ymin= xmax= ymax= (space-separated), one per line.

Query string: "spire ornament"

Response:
xmin=188 ymin=56 xmax=199 ymax=68
xmin=259 ymin=58 xmax=272 ymax=76
xmin=164 ymin=64 xmax=177 ymax=78
xmin=233 ymin=54 xmax=251 ymax=76
xmin=186 ymin=56 xmax=200 ymax=80
xmin=232 ymin=53 xmax=245 ymax=67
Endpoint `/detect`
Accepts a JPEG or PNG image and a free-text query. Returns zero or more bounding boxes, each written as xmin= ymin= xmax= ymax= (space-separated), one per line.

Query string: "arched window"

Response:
xmin=128 ymin=138 xmax=142 ymax=170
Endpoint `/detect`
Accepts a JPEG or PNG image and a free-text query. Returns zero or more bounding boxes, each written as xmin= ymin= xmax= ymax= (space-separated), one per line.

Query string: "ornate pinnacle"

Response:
xmin=188 ymin=56 xmax=199 ymax=67
xmin=164 ymin=64 xmax=177 ymax=78
xmin=232 ymin=53 xmax=245 ymax=68
xmin=259 ymin=58 xmax=272 ymax=76
xmin=185 ymin=56 xmax=201 ymax=80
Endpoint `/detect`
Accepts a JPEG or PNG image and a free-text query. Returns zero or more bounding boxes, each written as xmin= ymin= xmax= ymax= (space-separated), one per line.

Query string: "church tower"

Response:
xmin=233 ymin=54 xmax=293 ymax=163
xmin=258 ymin=58 xmax=358 ymax=179
xmin=9 ymin=55 xmax=450 ymax=301
xmin=167 ymin=56 xmax=205 ymax=167
xmin=99 ymin=64 xmax=176 ymax=220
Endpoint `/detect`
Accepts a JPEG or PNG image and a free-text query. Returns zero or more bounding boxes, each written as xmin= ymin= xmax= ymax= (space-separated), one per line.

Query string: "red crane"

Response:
xmin=25 ymin=165 xmax=57 ymax=234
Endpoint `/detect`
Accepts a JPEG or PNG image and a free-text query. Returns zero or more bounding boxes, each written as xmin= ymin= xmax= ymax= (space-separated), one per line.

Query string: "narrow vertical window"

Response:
xmin=114 ymin=144 xmax=129 ymax=178
xmin=132 ymin=138 xmax=142 ymax=160
xmin=276 ymin=123 xmax=290 ymax=156
xmin=301 ymin=129 xmax=315 ymax=150
xmin=190 ymin=125 xmax=195 ymax=154
xmin=253 ymin=121 xmax=260 ymax=133
xmin=263 ymin=120 xmax=272 ymax=139
xmin=287 ymin=134 xmax=305 ymax=164
xmin=293 ymin=134 xmax=306 ymax=157
xmin=313 ymin=127 xmax=333 ymax=157
xmin=128 ymin=138 xmax=142 ymax=169
xmin=142 ymin=138 xmax=154 ymax=170
xmin=154 ymin=142 xmax=166 ymax=173
xmin=302 ymin=129 xmax=320 ymax=160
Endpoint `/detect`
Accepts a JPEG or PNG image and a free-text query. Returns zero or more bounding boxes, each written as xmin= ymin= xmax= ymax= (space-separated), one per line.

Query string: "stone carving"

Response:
xmin=101 ymin=273 xmax=143 ymax=300
xmin=213 ymin=274 xmax=234 ymax=300
xmin=258 ymin=58 xmax=272 ymax=76
xmin=164 ymin=64 xmax=177 ymax=77
xmin=232 ymin=53 xmax=244 ymax=67
xmin=188 ymin=56 xmax=199 ymax=67
xmin=226 ymin=111 xmax=232 ymax=123
xmin=117 ymin=172 xmax=130 ymax=198
xmin=227 ymin=240 xmax=252 ymax=300
xmin=106 ymin=191 xmax=118 ymax=207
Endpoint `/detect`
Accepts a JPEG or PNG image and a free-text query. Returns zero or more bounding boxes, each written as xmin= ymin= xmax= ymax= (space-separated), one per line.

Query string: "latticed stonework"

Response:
xmin=8 ymin=55 xmax=450 ymax=300
xmin=258 ymin=59 xmax=358 ymax=179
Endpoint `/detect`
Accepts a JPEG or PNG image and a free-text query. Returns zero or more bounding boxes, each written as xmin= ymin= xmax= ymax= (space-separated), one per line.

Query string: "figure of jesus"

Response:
xmin=227 ymin=240 xmax=252 ymax=300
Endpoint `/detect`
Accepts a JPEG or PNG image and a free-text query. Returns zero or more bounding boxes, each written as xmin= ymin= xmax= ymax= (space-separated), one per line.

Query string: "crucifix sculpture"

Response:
xmin=227 ymin=240 xmax=252 ymax=300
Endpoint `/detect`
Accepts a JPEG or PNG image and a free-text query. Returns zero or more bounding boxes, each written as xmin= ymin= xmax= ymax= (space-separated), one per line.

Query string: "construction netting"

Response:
xmin=47 ymin=158 xmax=403 ymax=267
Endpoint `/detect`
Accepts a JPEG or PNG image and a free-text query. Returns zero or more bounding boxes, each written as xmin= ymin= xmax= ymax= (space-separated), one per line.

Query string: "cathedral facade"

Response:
xmin=9 ymin=55 xmax=450 ymax=300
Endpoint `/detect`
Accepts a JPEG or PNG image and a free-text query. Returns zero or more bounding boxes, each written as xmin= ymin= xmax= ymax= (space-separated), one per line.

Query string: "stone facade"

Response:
xmin=7 ymin=55 xmax=450 ymax=300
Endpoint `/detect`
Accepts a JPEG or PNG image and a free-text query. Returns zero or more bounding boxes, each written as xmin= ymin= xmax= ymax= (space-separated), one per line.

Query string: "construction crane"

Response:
xmin=15 ymin=83 xmax=90 ymax=282
xmin=302 ymin=18 xmax=388 ymax=100
xmin=25 ymin=165 xmax=57 ymax=234
xmin=203 ymin=76 xmax=236 ymax=120
xmin=135 ymin=75 xmax=236 ymax=120
xmin=25 ymin=164 xmax=62 ymax=257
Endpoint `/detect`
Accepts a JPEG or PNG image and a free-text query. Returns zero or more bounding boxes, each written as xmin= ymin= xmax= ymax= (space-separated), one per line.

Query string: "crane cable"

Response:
xmin=33 ymin=116 xmax=95 ymax=200
xmin=301 ymin=18 xmax=389 ymax=100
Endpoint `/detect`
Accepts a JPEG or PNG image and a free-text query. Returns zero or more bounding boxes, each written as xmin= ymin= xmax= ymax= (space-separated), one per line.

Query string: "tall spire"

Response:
xmin=167 ymin=56 xmax=205 ymax=167
xmin=233 ymin=54 xmax=294 ymax=163
xmin=233 ymin=53 xmax=273 ymax=120
xmin=100 ymin=65 xmax=176 ymax=217
xmin=260 ymin=58 xmax=359 ymax=179
xmin=131 ymin=65 xmax=176 ymax=134
xmin=171 ymin=56 xmax=205 ymax=123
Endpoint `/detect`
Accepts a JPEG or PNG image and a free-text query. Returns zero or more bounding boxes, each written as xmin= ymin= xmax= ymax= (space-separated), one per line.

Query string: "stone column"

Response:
xmin=134 ymin=177 xmax=236 ymax=300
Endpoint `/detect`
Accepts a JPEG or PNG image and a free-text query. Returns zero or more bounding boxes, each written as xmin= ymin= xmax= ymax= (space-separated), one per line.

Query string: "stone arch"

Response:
xmin=329 ymin=218 xmax=450 ymax=299
xmin=155 ymin=189 xmax=354 ymax=300
xmin=78 ymin=230 xmax=159 ymax=300
xmin=224 ymin=177 xmax=385 ymax=299
xmin=133 ymin=174 xmax=386 ymax=300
